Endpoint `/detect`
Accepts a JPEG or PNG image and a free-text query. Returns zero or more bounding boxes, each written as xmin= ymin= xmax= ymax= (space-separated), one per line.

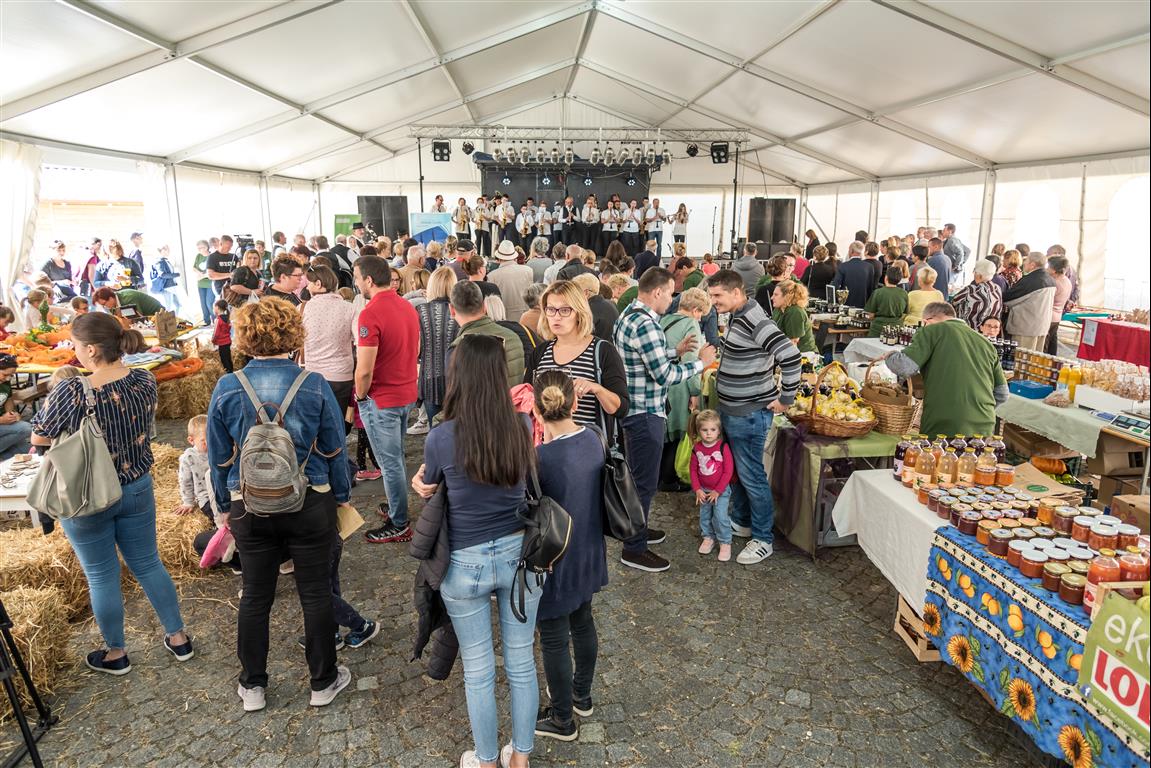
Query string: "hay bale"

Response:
xmin=0 ymin=528 xmax=88 ymax=620
xmin=150 ymin=444 xmax=211 ymax=577
xmin=155 ymin=371 xmax=219 ymax=420
xmin=0 ymin=585 xmax=71 ymax=719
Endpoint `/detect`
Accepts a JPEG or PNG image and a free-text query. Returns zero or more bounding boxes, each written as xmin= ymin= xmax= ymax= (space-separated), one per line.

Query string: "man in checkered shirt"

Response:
xmin=613 ymin=267 xmax=716 ymax=573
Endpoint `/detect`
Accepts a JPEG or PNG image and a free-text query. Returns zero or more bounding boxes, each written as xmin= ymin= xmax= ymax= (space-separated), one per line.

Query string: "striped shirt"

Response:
xmin=32 ymin=369 xmax=157 ymax=485
xmin=613 ymin=299 xmax=702 ymax=418
xmin=716 ymin=299 xmax=802 ymax=416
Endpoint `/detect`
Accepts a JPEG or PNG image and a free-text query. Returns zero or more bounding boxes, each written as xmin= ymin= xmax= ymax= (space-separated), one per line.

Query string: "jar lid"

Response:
xmin=979 ymin=519 xmax=1001 ymax=530
xmin=1097 ymin=514 xmax=1121 ymax=526
xmin=1098 ymin=548 xmax=1117 ymax=557
xmin=1009 ymin=540 xmax=1033 ymax=553
xmin=1118 ymin=524 xmax=1141 ymax=535
xmin=1043 ymin=562 xmax=1071 ymax=576
xmin=1060 ymin=573 xmax=1087 ymax=588
xmin=1033 ymin=526 xmax=1057 ymax=538
xmin=1068 ymin=548 xmax=1096 ymax=560
xmin=1119 ymin=552 xmax=1148 ymax=564
xmin=1046 ymin=549 xmax=1070 ymax=561
xmin=1030 ymin=537 xmax=1051 ymax=549
xmin=1090 ymin=522 xmax=1119 ymax=535
xmin=996 ymin=464 xmax=1014 ymax=471
xmin=1067 ymin=561 xmax=1090 ymax=575
xmin=1073 ymin=515 xmax=1095 ymax=525
xmin=1055 ymin=507 xmax=1079 ymax=518
xmin=1000 ymin=519 xmax=1020 ymax=529
xmin=1127 ymin=545 xmax=1145 ymax=555
xmin=1077 ymin=506 xmax=1102 ymax=517
xmin=1015 ymin=529 xmax=1037 ymax=540
xmin=960 ymin=509 xmax=980 ymax=519
xmin=1052 ymin=537 xmax=1077 ymax=549
xmin=1023 ymin=550 xmax=1049 ymax=564
xmin=929 ymin=489 xmax=946 ymax=498
xmin=1002 ymin=486 xmax=1022 ymax=495
xmin=921 ymin=483 xmax=939 ymax=492
xmin=991 ymin=529 xmax=1014 ymax=541
xmin=1019 ymin=516 xmax=1039 ymax=526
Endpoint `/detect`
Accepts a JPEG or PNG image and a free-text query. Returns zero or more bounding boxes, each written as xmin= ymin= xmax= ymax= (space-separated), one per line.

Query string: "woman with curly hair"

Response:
xmin=208 ymin=297 xmax=355 ymax=713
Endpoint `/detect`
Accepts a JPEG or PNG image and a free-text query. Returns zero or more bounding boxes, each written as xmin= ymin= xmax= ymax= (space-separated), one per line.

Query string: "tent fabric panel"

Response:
xmin=0 ymin=2 xmax=154 ymax=104
xmin=888 ymin=73 xmax=1151 ymax=166
xmin=758 ymin=1 xmax=1017 ymax=111
xmin=468 ymin=70 xmax=572 ymax=123
xmin=194 ymin=2 xmax=428 ymax=105
xmin=409 ymin=0 xmax=580 ymax=59
xmin=754 ymin=146 xmax=859 ymax=185
xmin=694 ymin=71 xmax=850 ymax=138
xmin=0 ymin=59 xmax=291 ymax=158
xmin=174 ymin=166 xmax=265 ymax=243
xmin=581 ymin=14 xmax=729 ymax=98
xmin=797 ymin=121 xmax=973 ymax=178
xmin=279 ymin=143 xmax=394 ymax=182
xmin=267 ymin=177 xmax=320 ymax=237
xmin=568 ymin=68 xmax=679 ymax=124
xmin=1070 ymin=42 xmax=1151 ymax=101
xmin=86 ymin=0 xmax=295 ymax=42
xmin=192 ymin=118 xmax=352 ymax=173
xmin=316 ymin=69 xmax=458 ymax=135
xmin=445 ymin=16 xmax=584 ymax=95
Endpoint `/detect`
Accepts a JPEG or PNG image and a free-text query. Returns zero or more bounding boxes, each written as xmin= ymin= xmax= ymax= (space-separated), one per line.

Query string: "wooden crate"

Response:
xmin=893 ymin=595 xmax=941 ymax=663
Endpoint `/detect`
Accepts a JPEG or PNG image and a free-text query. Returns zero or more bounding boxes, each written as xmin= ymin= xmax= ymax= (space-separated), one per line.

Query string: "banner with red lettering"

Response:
xmin=1079 ymin=592 xmax=1151 ymax=749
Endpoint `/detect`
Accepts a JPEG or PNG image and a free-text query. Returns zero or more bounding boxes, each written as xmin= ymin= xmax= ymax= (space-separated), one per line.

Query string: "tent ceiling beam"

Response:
xmin=594 ymin=0 xmax=992 ymax=169
xmin=398 ymin=0 xmax=477 ymax=124
xmin=406 ymin=126 xmax=749 ymax=143
xmin=561 ymin=8 xmax=597 ymax=104
xmin=657 ymin=0 xmax=842 ymax=128
xmin=6 ymin=0 xmax=343 ymax=120
xmin=870 ymin=0 xmax=1151 ymax=116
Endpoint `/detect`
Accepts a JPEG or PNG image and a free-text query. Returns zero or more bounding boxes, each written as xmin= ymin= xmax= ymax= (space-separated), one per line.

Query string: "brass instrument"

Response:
xmin=498 ymin=203 xmax=509 ymax=228
xmin=455 ymin=206 xmax=469 ymax=231
xmin=639 ymin=206 xmax=648 ymax=235
xmin=519 ymin=214 xmax=531 ymax=239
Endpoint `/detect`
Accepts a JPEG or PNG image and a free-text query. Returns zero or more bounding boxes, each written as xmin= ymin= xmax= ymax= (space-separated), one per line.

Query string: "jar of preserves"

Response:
xmin=1059 ymin=573 xmax=1086 ymax=605
xmin=1071 ymin=515 xmax=1094 ymax=542
xmin=974 ymin=449 xmax=998 ymax=485
xmin=1037 ymin=499 xmax=1060 ymax=525
xmin=977 ymin=519 xmax=1001 ymax=545
xmin=1088 ymin=523 xmax=1119 ymax=552
xmin=917 ymin=483 xmax=936 ymax=506
xmin=1021 ymin=550 xmax=1049 ymax=578
xmin=1005 ymin=505 xmax=1027 ymax=519
xmin=1054 ymin=507 xmax=1078 ymax=534
xmin=989 ymin=528 xmax=1013 ymax=557
xmin=995 ymin=464 xmax=1016 ymax=486
xmin=929 ymin=490 xmax=947 ymax=518
xmin=956 ymin=448 xmax=977 ymax=484
xmin=1032 ymin=526 xmax=1057 ymax=539
xmin=1017 ymin=529 xmax=1038 ymax=544
xmin=971 ymin=502 xmax=992 ymax=516
xmin=1042 ymin=562 xmax=1071 ymax=591
xmin=1007 ymin=540 xmax=1032 ymax=568
xmin=1119 ymin=552 xmax=1149 ymax=582
xmin=958 ymin=510 xmax=981 ymax=535
xmin=1067 ymin=560 xmax=1090 ymax=577
xmin=1085 ymin=553 xmax=1122 ymax=612
xmin=949 ymin=504 xmax=963 ymax=528
xmin=1117 ymin=524 xmax=1140 ymax=550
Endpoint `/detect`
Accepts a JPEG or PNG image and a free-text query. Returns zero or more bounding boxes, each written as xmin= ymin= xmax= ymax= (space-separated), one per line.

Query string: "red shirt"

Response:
xmin=358 ymin=289 xmax=419 ymax=408
xmin=212 ymin=317 xmax=231 ymax=346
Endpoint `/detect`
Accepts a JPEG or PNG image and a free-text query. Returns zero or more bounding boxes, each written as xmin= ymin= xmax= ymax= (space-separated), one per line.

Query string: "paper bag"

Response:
xmin=337 ymin=504 xmax=365 ymax=540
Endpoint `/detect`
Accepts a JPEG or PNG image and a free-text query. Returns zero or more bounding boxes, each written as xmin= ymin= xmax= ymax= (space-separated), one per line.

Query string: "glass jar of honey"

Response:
xmin=1071 ymin=516 xmax=1094 ymax=542
xmin=1059 ymin=573 xmax=1086 ymax=605
xmin=995 ymin=464 xmax=1015 ymax=486
xmin=1007 ymin=540 xmax=1032 ymax=568
xmin=1117 ymin=524 xmax=1140 ymax=550
xmin=977 ymin=519 xmax=1001 ymax=545
xmin=917 ymin=483 xmax=937 ymax=506
xmin=1021 ymin=550 xmax=1049 ymax=579
xmin=974 ymin=449 xmax=998 ymax=485
xmin=1036 ymin=499 xmax=1060 ymax=525
xmin=989 ymin=528 xmax=1014 ymax=557
xmin=958 ymin=510 xmax=981 ymax=536
xmin=1042 ymin=562 xmax=1070 ymax=591
xmin=1088 ymin=523 xmax=1119 ymax=552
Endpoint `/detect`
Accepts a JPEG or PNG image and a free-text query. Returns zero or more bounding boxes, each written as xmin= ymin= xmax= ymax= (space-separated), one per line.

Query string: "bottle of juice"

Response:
xmin=901 ymin=439 xmax=921 ymax=487
xmin=1068 ymin=366 xmax=1082 ymax=401
xmin=950 ymin=434 xmax=968 ymax=452
xmin=932 ymin=435 xmax=948 ymax=463
xmin=1056 ymin=365 xmax=1071 ymax=393
xmin=1084 ymin=551 xmax=1122 ymax=613
xmin=974 ymin=449 xmax=998 ymax=485
xmin=893 ymin=435 xmax=911 ymax=481
xmin=957 ymin=448 xmax=978 ymax=484
xmin=969 ymin=434 xmax=986 ymax=453
xmin=938 ymin=448 xmax=959 ymax=485
xmin=988 ymin=434 xmax=1007 ymax=464
xmin=915 ymin=445 xmax=937 ymax=489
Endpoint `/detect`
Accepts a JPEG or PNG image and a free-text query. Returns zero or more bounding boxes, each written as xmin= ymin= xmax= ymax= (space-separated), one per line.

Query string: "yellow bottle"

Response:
xmin=1068 ymin=366 xmax=1082 ymax=401
xmin=914 ymin=446 xmax=937 ymax=489
xmin=957 ymin=448 xmax=977 ymax=484
xmin=937 ymin=448 xmax=959 ymax=485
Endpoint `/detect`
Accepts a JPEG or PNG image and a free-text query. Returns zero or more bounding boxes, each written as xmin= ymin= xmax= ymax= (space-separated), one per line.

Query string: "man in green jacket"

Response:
xmin=448 ymin=281 xmax=524 ymax=387
xmin=92 ymin=286 xmax=164 ymax=318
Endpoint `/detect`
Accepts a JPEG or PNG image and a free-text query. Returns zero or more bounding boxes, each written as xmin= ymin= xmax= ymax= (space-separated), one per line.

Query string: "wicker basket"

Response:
xmin=861 ymin=360 xmax=918 ymax=436
xmin=802 ymin=361 xmax=877 ymax=438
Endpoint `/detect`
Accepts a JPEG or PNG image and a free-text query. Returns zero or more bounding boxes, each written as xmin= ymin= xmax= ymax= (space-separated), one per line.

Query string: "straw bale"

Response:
xmin=0 ymin=585 xmax=71 ymax=719
xmin=0 ymin=527 xmax=88 ymax=619
xmin=155 ymin=371 xmax=218 ymax=420
xmin=150 ymin=443 xmax=211 ymax=577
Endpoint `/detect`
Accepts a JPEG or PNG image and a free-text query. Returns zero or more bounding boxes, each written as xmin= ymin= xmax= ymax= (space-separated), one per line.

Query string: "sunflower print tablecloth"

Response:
xmin=925 ymin=526 xmax=1148 ymax=768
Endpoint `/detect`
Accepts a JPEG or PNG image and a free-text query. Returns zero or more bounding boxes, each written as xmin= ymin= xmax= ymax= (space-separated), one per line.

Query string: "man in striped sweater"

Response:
xmin=706 ymin=270 xmax=802 ymax=565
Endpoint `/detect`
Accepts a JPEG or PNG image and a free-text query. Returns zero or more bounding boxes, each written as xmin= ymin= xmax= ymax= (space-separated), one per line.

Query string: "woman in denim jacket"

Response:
xmin=207 ymin=298 xmax=353 ymax=713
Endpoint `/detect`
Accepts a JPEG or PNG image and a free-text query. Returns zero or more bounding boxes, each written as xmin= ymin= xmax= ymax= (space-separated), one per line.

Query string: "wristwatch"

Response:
xmin=355 ymin=393 xmax=370 ymax=403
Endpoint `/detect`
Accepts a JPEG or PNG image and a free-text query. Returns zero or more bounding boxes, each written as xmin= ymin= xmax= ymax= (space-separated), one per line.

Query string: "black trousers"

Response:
xmin=324 ymin=379 xmax=353 ymax=420
xmin=565 ymin=225 xmax=580 ymax=247
xmin=1044 ymin=321 xmax=1060 ymax=356
xmin=582 ymin=223 xmax=601 ymax=252
xmin=230 ymin=489 xmax=338 ymax=691
xmin=219 ymin=344 xmax=233 ymax=373
xmin=474 ymin=229 xmax=491 ymax=257
xmin=673 ymin=235 xmax=685 ymax=244
xmin=538 ymin=600 xmax=598 ymax=725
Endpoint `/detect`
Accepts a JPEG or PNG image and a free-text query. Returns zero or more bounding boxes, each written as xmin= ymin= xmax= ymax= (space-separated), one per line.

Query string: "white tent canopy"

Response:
xmin=3 ymin=0 xmax=1147 ymax=185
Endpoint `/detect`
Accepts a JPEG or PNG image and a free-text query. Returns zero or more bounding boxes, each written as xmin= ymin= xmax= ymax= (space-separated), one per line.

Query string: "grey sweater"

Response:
xmin=716 ymin=299 xmax=802 ymax=415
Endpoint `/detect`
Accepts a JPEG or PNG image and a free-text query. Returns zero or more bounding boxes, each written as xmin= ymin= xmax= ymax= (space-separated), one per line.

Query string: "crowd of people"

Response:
xmin=12 ymin=207 xmax=1082 ymax=767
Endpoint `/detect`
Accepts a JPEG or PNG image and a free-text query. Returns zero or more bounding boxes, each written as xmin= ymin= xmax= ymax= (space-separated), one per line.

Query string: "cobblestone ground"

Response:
xmin=13 ymin=421 xmax=1044 ymax=767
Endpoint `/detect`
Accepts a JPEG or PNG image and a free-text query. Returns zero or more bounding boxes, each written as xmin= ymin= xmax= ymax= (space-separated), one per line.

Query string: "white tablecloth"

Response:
xmin=842 ymin=337 xmax=904 ymax=364
xmin=0 ymin=455 xmax=41 ymax=526
xmin=831 ymin=469 xmax=943 ymax=608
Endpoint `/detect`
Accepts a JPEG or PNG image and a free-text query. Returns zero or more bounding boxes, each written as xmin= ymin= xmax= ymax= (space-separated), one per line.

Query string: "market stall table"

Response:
xmin=0 ymin=455 xmax=41 ymax=527
xmin=1077 ymin=317 xmax=1150 ymax=368
xmin=925 ymin=526 xmax=1148 ymax=767
xmin=996 ymin=393 xmax=1149 ymax=458
xmin=842 ymin=336 xmax=903 ymax=364
xmin=765 ymin=418 xmax=899 ymax=557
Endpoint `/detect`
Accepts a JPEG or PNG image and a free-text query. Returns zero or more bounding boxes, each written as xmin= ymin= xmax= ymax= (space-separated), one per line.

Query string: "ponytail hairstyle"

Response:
xmin=533 ymin=370 xmax=575 ymax=422
xmin=71 ymin=311 xmax=128 ymax=363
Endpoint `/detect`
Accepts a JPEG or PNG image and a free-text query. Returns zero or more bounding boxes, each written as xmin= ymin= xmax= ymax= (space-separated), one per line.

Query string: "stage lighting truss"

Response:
xmin=604 ymin=146 xmax=615 ymax=166
xmin=431 ymin=140 xmax=451 ymax=162
xmin=492 ymin=146 xmax=504 ymax=163
xmin=564 ymin=147 xmax=574 ymax=165
xmin=631 ymin=146 xmax=643 ymax=165
xmin=645 ymin=146 xmax=657 ymax=166
xmin=551 ymin=147 xmax=561 ymax=164
xmin=590 ymin=145 xmax=602 ymax=165
xmin=535 ymin=145 xmax=546 ymax=164
xmin=519 ymin=145 xmax=532 ymax=165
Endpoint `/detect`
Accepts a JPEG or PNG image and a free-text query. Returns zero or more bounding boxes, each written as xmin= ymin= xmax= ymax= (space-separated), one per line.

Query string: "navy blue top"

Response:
xmin=536 ymin=428 xmax=608 ymax=621
xmin=927 ymin=252 xmax=953 ymax=300
xmin=831 ymin=258 xmax=877 ymax=309
xmin=424 ymin=419 xmax=527 ymax=552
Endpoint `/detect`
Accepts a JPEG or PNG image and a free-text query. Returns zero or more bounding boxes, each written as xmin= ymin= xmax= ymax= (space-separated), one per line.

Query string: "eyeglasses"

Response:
xmin=291 ymin=272 xmax=304 ymax=278
xmin=544 ymin=306 xmax=574 ymax=318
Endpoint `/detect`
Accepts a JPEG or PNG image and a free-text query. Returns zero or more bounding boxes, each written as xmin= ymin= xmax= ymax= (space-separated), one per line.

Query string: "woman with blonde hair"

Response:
xmin=660 ymin=287 xmax=710 ymax=469
xmin=403 ymin=269 xmax=432 ymax=306
xmin=671 ymin=241 xmax=687 ymax=261
xmin=416 ymin=266 xmax=458 ymax=423
xmin=604 ymin=273 xmax=631 ymax=301
xmin=524 ymin=280 xmax=628 ymax=439
xmin=905 ymin=265 xmax=945 ymax=325
xmin=700 ymin=252 xmax=719 ymax=277
xmin=1000 ymin=249 xmax=1023 ymax=288
xmin=770 ymin=280 xmax=817 ymax=353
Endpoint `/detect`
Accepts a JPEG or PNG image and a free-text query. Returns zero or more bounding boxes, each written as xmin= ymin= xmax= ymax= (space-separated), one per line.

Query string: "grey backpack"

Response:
xmin=230 ymin=368 xmax=314 ymax=516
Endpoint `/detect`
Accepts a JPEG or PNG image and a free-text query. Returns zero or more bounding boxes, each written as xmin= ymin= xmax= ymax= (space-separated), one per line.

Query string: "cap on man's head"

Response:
xmin=352 ymin=222 xmax=365 ymax=230
xmin=130 ymin=231 xmax=143 ymax=239
xmin=455 ymin=238 xmax=476 ymax=253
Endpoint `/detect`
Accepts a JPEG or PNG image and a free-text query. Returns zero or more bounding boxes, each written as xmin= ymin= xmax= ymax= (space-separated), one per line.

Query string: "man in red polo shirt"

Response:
xmin=353 ymin=255 xmax=419 ymax=543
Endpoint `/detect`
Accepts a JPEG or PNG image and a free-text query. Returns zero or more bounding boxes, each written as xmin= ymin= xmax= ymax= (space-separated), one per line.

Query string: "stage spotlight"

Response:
xmin=631 ymin=147 xmax=643 ymax=165
xmin=686 ymin=143 xmax=699 ymax=157
xmin=564 ymin=146 xmax=574 ymax=165
xmin=710 ymin=142 xmax=729 ymax=164
xmin=591 ymin=146 xmax=602 ymax=165
xmin=462 ymin=141 xmax=475 ymax=155
xmin=551 ymin=146 xmax=560 ymax=164
xmin=626 ymin=174 xmax=637 ymax=187
xmin=501 ymin=174 xmax=512 ymax=186
xmin=604 ymin=147 xmax=615 ymax=166
xmin=645 ymin=146 xmax=657 ymax=165
xmin=536 ymin=145 xmax=545 ymax=164
xmin=583 ymin=174 xmax=593 ymax=187
xmin=661 ymin=147 xmax=671 ymax=166
xmin=492 ymin=146 xmax=504 ymax=162
xmin=519 ymin=146 xmax=531 ymax=164
xmin=432 ymin=140 xmax=451 ymax=161
xmin=541 ymin=173 xmax=552 ymax=186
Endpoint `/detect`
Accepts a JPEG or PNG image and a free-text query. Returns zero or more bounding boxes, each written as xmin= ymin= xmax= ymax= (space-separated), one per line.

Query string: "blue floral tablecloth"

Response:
xmin=925 ymin=526 xmax=1148 ymax=768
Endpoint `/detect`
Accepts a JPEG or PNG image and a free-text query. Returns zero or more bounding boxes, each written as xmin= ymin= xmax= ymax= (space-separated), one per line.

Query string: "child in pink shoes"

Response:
xmin=689 ymin=410 xmax=735 ymax=561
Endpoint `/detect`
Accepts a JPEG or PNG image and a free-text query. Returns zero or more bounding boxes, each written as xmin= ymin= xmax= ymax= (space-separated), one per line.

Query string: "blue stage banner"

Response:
xmin=409 ymin=213 xmax=452 ymax=245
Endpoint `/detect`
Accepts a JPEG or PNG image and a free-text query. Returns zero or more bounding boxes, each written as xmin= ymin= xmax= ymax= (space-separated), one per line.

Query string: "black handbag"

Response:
xmin=511 ymin=467 xmax=572 ymax=622
xmin=592 ymin=340 xmax=646 ymax=542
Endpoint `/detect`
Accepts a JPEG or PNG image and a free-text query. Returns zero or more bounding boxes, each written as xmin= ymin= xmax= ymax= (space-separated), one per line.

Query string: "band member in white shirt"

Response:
xmin=645 ymin=197 xmax=666 ymax=257
xmin=671 ymin=203 xmax=689 ymax=244
xmin=537 ymin=201 xmax=553 ymax=247
xmin=621 ymin=200 xmax=643 ymax=257
xmin=452 ymin=197 xmax=472 ymax=242
xmin=514 ymin=204 xmax=535 ymax=248
xmin=580 ymin=194 xmax=600 ymax=252
xmin=472 ymin=196 xmax=491 ymax=257
xmin=558 ymin=196 xmax=577 ymax=246
xmin=430 ymin=194 xmax=446 ymax=213
xmin=524 ymin=197 xmax=539 ymax=240
xmin=497 ymin=194 xmax=515 ymax=243
xmin=599 ymin=199 xmax=620 ymax=257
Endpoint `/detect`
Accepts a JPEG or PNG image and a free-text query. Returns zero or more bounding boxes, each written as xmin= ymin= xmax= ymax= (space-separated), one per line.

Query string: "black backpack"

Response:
xmin=510 ymin=467 xmax=572 ymax=622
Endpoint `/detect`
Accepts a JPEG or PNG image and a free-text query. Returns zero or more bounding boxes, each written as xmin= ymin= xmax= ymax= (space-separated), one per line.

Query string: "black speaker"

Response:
xmin=747 ymin=197 xmax=797 ymax=244
xmin=357 ymin=196 xmax=409 ymax=240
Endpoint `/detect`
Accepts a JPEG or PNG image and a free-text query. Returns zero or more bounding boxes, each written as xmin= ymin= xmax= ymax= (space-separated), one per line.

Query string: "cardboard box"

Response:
xmin=1012 ymin=461 xmax=1086 ymax=504
xmin=1109 ymin=494 xmax=1150 ymax=533
xmin=1094 ymin=474 xmax=1143 ymax=509
xmin=1003 ymin=422 xmax=1079 ymax=461
xmin=1085 ymin=432 xmax=1146 ymax=477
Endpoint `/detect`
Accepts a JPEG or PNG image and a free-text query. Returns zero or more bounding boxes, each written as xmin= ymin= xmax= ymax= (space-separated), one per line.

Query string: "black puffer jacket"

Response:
xmin=410 ymin=486 xmax=459 ymax=680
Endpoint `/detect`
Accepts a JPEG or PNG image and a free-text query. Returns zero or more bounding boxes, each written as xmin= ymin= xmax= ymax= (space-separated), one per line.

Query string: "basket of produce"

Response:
xmin=861 ymin=360 xmax=917 ymax=435
xmin=786 ymin=361 xmax=877 ymax=438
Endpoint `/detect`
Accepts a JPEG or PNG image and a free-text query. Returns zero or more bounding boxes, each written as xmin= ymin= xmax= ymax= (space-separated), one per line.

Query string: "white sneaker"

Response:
xmin=237 ymin=684 xmax=266 ymax=712
xmin=309 ymin=665 xmax=351 ymax=707
xmin=279 ymin=559 xmax=295 ymax=575
xmin=407 ymin=418 xmax=429 ymax=436
xmin=500 ymin=744 xmax=514 ymax=768
xmin=730 ymin=522 xmax=752 ymax=538
xmin=736 ymin=539 xmax=774 ymax=565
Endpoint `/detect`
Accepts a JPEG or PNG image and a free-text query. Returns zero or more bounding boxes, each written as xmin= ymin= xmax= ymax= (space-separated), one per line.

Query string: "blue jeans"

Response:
xmin=699 ymin=486 xmax=733 ymax=544
xmin=198 ymin=285 xmax=214 ymax=326
xmin=720 ymin=409 xmax=775 ymax=543
xmin=60 ymin=475 xmax=186 ymax=650
xmin=621 ymin=412 xmax=665 ymax=554
xmin=441 ymin=533 xmax=541 ymax=763
xmin=359 ymin=399 xmax=413 ymax=526
xmin=0 ymin=419 xmax=32 ymax=461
